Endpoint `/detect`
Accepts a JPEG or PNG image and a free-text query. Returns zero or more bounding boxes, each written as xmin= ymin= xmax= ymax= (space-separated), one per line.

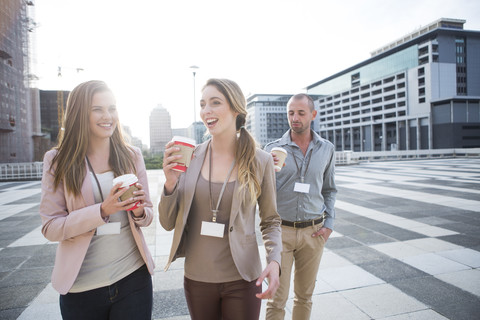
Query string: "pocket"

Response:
xmin=317 ymin=232 xmax=326 ymax=245
xmin=312 ymin=226 xmax=326 ymax=245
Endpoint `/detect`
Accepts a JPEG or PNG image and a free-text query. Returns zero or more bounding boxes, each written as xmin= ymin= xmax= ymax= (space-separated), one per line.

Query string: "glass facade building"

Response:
xmin=307 ymin=18 xmax=480 ymax=151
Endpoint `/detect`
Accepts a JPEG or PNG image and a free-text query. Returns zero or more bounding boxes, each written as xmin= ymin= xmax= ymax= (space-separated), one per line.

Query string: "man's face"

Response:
xmin=287 ymin=97 xmax=317 ymax=135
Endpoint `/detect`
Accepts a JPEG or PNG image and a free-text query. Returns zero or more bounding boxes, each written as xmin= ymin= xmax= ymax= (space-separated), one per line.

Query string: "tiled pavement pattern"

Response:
xmin=0 ymin=158 xmax=479 ymax=320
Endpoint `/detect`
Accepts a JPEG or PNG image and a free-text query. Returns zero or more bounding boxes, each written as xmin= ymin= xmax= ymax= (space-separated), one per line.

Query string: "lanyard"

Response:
xmin=86 ymin=156 xmax=104 ymax=202
xmin=208 ymin=142 xmax=235 ymax=223
xmin=290 ymin=147 xmax=313 ymax=183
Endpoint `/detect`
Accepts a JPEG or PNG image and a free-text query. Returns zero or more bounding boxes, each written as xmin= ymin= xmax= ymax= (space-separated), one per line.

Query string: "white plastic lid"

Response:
xmin=172 ymin=136 xmax=196 ymax=146
xmin=271 ymin=147 xmax=287 ymax=154
xmin=112 ymin=174 xmax=138 ymax=187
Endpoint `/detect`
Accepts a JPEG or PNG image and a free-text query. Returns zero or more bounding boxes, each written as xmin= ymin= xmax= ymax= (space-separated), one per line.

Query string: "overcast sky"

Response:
xmin=33 ymin=0 xmax=480 ymax=146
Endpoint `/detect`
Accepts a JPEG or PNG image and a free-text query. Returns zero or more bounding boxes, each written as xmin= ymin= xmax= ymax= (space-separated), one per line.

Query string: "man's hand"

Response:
xmin=312 ymin=227 xmax=332 ymax=242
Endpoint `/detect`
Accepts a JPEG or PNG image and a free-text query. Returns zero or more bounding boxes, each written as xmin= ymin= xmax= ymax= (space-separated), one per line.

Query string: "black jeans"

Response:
xmin=59 ymin=265 xmax=152 ymax=320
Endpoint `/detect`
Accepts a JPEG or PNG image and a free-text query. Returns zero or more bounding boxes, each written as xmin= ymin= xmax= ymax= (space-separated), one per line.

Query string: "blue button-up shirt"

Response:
xmin=264 ymin=130 xmax=337 ymax=230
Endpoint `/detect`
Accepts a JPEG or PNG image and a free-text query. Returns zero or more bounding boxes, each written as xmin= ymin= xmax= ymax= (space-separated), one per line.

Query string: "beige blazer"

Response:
xmin=159 ymin=141 xmax=282 ymax=281
xmin=39 ymin=147 xmax=155 ymax=295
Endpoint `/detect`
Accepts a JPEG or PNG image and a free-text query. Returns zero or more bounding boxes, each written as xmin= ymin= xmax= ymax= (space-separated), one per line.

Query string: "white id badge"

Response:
xmin=201 ymin=221 xmax=225 ymax=238
xmin=294 ymin=182 xmax=310 ymax=193
xmin=96 ymin=222 xmax=121 ymax=235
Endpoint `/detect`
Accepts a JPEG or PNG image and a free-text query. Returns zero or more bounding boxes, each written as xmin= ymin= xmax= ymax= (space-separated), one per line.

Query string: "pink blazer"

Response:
xmin=39 ymin=147 xmax=155 ymax=295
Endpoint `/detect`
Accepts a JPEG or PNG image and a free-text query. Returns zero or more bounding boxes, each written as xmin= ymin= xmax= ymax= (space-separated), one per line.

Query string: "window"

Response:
xmin=418 ymin=46 xmax=429 ymax=56
xmin=351 ymin=72 xmax=360 ymax=88
xmin=456 ymin=37 xmax=467 ymax=96
xmin=419 ymin=56 xmax=429 ymax=65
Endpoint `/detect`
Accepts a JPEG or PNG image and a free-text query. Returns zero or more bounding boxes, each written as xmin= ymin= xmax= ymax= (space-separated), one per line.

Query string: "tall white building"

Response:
xmin=149 ymin=105 xmax=172 ymax=154
xmin=246 ymin=94 xmax=292 ymax=147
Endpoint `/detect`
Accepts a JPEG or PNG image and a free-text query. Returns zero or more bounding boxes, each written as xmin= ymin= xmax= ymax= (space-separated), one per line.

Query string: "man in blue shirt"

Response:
xmin=264 ymin=93 xmax=337 ymax=320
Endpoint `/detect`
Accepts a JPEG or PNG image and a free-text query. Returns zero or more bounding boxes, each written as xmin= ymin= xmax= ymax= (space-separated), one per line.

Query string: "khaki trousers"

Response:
xmin=266 ymin=225 xmax=326 ymax=320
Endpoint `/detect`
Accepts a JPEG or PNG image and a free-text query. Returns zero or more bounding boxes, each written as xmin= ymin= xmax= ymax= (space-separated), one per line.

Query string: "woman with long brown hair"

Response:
xmin=159 ymin=78 xmax=282 ymax=319
xmin=39 ymin=80 xmax=154 ymax=319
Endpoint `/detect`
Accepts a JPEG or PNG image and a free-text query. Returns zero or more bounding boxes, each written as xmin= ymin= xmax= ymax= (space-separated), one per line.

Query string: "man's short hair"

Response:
xmin=288 ymin=93 xmax=315 ymax=111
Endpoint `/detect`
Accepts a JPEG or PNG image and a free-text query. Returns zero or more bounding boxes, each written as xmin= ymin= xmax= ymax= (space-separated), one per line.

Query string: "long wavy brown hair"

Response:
xmin=203 ymin=78 xmax=261 ymax=202
xmin=50 ymin=80 xmax=136 ymax=196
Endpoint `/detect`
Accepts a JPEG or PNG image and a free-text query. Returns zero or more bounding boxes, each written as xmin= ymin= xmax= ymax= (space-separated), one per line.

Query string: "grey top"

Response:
xmin=264 ymin=130 xmax=337 ymax=230
xmin=184 ymin=174 xmax=241 ymax=283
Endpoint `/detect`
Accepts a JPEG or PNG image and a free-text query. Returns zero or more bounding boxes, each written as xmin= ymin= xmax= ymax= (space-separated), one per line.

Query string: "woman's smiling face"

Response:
xmin=88 ymin=90 xmax=118 ymax=141
xmin=200 ymin=85 xmax=238 ymax=137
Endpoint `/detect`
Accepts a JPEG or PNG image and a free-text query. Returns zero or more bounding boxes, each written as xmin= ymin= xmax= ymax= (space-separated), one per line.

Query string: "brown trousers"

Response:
xmin=184 ymin=277 xmax=262 ymax=320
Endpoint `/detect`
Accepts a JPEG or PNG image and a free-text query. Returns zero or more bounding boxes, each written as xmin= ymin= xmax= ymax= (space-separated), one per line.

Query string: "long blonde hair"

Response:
xmin=203 ymin=78 xmax=261 ymax=202
xmin=50 ymin=80 xmax=136 ymax=195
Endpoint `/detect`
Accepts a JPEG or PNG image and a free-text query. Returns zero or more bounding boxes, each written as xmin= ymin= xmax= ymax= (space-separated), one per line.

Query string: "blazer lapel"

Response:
xmin=229 ymin=180 xmax=243 ymax=225
xmin=81 ymin=159 xmax=94 ymax=206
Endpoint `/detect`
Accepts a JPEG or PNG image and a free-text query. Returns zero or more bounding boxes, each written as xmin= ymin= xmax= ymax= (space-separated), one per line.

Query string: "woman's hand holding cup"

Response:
xmin=100 ymin=181 xmax=143 ymax=218
xmin=129 ymin=182 xmax=147 ymax=218
xmin=163 ymin=141 xmax=183 ymax=195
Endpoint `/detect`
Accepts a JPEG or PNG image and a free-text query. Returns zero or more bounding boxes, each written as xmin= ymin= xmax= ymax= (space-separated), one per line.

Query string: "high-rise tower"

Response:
xmin=149 ymin=105 xmax=172 ymax=154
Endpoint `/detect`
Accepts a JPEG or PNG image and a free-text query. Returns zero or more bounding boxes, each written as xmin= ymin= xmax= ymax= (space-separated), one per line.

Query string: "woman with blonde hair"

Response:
xmin=159 ymin=78 xmax=282 ymax=319
xmin=39 ymin=80 xmax=154 ymax=319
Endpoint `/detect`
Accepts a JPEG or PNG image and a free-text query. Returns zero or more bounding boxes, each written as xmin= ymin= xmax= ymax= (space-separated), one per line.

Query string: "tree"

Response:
xmin=143 ymin=151 xmax=163 ymax=170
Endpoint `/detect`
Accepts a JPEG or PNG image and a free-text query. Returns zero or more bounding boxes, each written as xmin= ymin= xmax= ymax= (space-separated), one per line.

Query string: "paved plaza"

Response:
xmin=0 ymin=158 xmax=479 ymax=319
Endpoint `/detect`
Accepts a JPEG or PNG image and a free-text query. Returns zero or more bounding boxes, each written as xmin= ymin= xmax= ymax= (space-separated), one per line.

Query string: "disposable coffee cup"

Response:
xmin=113 ymin=174 xmax=140 ymax=211
xmin=171 ymin=136 xmax=196 ymax=172
xmin=271 ymin=147 xmax=287 ymax=172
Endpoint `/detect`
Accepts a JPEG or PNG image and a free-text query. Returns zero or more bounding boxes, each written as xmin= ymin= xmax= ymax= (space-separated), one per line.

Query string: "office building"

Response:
xmin=122 ymin=125 xmax=144 ymax=150
xmin=149 ymin=105 xmax=172 ymax=154
xmin=172 ymin=128 xmax=189 ymax=138
xmin=0 ymin=1 xmax=41 ymax=162
xmin=39 ymin=90 xmax=69 ymax=145
xmin=188 ymin=121 xmax=207 ymax=144
xmin=246 ymin=94 xmax=292 ymax=147
xmin=307 ymin=18 xmax=480 ymax=151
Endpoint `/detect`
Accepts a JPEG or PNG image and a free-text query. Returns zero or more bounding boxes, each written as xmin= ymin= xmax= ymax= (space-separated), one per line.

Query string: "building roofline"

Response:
xmin=370 ymin=18 xmax=466 ymax=57
xmin=306 ymin=19 xmax=480 ymax=91
xmin=246 ymin=93 xmax=325 ymax=103
xmin=431 ymin=96 xmax=480 ymax=104
xmin=246 ymin=93 xmax=294 ymax=102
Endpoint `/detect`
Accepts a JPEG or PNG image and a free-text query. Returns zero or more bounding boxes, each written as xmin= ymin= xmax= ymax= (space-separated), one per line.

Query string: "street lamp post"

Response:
xmin=190 ymin=65 xmax=199 ymax=143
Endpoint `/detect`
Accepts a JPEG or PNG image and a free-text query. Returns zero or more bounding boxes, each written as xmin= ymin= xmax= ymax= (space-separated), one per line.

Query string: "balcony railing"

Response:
xmin=0 ymin=162 xmax=43 ymax=181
